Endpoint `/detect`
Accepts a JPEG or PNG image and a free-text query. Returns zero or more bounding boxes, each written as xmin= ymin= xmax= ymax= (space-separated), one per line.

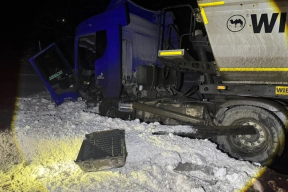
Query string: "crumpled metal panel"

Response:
xmin=75 ymin=129 xmax=127 ymax=172
xmin=198 ymin=0 xmax=288 ymax=83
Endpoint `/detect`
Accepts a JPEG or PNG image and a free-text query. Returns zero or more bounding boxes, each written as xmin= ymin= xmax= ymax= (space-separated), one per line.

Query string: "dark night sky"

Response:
xmin=1 ymin=0 xmax=109 ymax=42
xmin=1 ymin=0 xmax=197 ymax=46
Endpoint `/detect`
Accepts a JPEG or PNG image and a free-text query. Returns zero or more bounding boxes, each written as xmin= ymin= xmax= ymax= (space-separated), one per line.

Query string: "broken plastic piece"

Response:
xmin=75 ymin=129 xmax=127 ymax=172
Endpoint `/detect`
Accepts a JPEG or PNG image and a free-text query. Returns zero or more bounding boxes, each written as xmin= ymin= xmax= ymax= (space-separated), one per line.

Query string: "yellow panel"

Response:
xmin=217 ymin=86 xmax=227 ymax=90
xmin=198 ymin=1 xmax=225 ymax=7
xmin=198 ymin=1 xmax=225 ymax=25
xmin=200 ymin=8 xmax=208 ymax=25
xmin=219 ymin=68 xmax=288 ymax=72
xmin=159 ymin=51 xmax=183 ymax=56
xmin=276 ymin=86 xmax=288 ymax=95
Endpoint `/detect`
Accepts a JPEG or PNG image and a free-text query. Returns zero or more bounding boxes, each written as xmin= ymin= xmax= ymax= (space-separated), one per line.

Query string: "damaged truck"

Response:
xmin=29 ymin=0 xmax=288 ymax=165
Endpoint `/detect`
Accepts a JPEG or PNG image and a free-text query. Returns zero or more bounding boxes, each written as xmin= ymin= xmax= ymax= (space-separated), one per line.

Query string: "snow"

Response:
xmin=0 ymin=92 xmax=264 ymax=192
xmin=0 ymin=130 xmax=22 ymax=172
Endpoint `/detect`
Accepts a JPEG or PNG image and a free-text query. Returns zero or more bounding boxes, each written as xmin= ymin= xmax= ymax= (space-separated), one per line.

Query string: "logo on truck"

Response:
xmin=251 ymin=13 xmax=287 ymax=33
xmin=227 ymin=15 xmax=246 ymax=32
xmin=276 ymin=86 xmax=288 ymax=95
xmin=97 ymin=73 xmax=105 ymax=80
xmin=227 ymin=13 xmax=287 ymax=33
xmin=49 ymin=70 xmax=63 ymax=81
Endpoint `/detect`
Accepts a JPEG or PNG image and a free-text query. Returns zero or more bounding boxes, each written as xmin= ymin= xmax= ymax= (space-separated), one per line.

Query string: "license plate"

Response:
xmin=275 ymin=86 xmax=288 ymax=95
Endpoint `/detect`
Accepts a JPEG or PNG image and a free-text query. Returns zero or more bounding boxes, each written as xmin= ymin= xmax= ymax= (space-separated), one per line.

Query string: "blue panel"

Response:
xmin=75 ymin=4 xmax=129 ymax=37
xmin=95 ymin=25 xmax=122 ymax=97
xmin=122 ymin=13 xmax=159 ymax=72
xmin=74 ymin=4 xmax=129 ymax=98
xmin=74 ymin=0 xmax=179 ymax=99
xmin=127 ymin=2 xmax=158 ymax=23
xmin=29 ymin=43 xmax=79 ymax=105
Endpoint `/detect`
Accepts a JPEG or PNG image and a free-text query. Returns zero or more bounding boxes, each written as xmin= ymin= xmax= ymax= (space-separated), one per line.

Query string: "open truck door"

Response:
xmin=29 ymin=43 xmax=80 ymax=105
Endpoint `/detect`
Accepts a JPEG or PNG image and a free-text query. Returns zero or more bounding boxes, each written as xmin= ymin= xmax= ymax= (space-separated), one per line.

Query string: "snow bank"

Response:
xmin=1 ymin=92 xmax=263 ymax=192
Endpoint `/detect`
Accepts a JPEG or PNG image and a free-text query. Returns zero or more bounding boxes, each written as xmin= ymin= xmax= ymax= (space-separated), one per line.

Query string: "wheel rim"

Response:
xmin=229 ymin=120 xmax=268 ymax=155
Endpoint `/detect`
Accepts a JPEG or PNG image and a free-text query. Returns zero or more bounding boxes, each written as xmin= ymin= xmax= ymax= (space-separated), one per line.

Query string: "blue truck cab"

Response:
xmin=29 ymin=0 xmax=178 ymax=105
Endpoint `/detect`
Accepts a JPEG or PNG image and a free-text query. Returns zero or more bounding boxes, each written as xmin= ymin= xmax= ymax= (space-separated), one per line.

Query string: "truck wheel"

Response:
xmin=99 ymin=99 xmax=116 ymax=118
xmin=215 ymin=106 xmax=285 ymax=166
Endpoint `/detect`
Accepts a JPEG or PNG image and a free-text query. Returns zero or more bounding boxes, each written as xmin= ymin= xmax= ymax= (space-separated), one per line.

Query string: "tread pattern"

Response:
xmin=215 ymin=105 xmax=285 ymax=165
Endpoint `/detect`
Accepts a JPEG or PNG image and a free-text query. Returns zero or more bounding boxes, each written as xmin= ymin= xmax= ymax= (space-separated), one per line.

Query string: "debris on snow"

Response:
xmin=0 ymin=92 xmax=264 ymax=192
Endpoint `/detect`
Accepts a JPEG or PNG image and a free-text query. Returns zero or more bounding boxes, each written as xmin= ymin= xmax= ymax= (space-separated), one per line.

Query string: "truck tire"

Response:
xmin=99 ymin=99 xmax=116 ymax=118
xmin=215 ymin=106 xmax=285 ymax=166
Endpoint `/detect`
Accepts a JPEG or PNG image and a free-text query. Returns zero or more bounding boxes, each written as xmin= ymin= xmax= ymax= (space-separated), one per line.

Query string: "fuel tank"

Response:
xmin=198 ymin=0 xmax=288 ymax=84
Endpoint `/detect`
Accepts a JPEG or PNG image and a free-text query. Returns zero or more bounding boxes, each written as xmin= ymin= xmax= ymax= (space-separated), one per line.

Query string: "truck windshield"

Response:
xmin=34 ymin=45 xmax=70 ymax=85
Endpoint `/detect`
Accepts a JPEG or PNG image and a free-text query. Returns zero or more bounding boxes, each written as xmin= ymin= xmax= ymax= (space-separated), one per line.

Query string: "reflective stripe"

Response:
xmin=200 ymin=8 xmax=209 ymax=24
xmin=198 ymin=1 xmax=225 ymax=7
xmin=198 ymin=1 xmax=225 ymax=25
xmin=219 ymin=68 xmax=288 ymax=72
xmin=217 ymin=86 xmax=227 ymax=90
xmin=159 ymin=51 xmax=183 ymax=56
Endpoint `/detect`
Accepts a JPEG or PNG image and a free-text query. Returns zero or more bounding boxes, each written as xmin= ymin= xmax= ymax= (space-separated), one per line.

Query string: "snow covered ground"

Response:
xmin=0 ymin=92 xmax=264 ymax=192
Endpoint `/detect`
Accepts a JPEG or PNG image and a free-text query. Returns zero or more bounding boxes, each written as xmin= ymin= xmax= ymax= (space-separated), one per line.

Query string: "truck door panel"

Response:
xmin=29 ymin=43 xmax=80 ymax=105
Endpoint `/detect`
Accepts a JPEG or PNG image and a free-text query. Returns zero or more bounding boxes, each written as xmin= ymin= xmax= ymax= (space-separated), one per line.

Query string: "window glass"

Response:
xmin=95 ymin=30 xmax=107 ymax=60
xmin=34 ymin=45 xmax=71 ymax=85
xmin=78 ymin=31 xmax=107 ymax=72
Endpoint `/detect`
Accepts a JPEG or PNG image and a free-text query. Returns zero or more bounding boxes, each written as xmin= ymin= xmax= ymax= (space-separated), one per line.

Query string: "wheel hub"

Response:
xmin=230 ymin=121 xmax=267 ymax=151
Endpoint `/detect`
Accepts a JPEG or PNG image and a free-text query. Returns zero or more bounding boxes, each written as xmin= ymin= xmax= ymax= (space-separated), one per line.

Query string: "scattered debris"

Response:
xmin=75 ymin=129 xmax=127 ymax=172
xmin=0 ymin=93 xmax=267 ymax=191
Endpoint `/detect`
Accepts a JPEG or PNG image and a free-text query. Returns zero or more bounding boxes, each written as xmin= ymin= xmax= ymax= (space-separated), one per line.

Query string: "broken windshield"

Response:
xmin=34 ymin=45 xmax=71 ymax=85
xmin=78 ymin=30 xmax=107 ymax=74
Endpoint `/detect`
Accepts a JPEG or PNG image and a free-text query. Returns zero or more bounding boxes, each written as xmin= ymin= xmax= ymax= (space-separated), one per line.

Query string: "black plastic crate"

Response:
xmin=75 ymin=129 xmax=127 ymax=172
